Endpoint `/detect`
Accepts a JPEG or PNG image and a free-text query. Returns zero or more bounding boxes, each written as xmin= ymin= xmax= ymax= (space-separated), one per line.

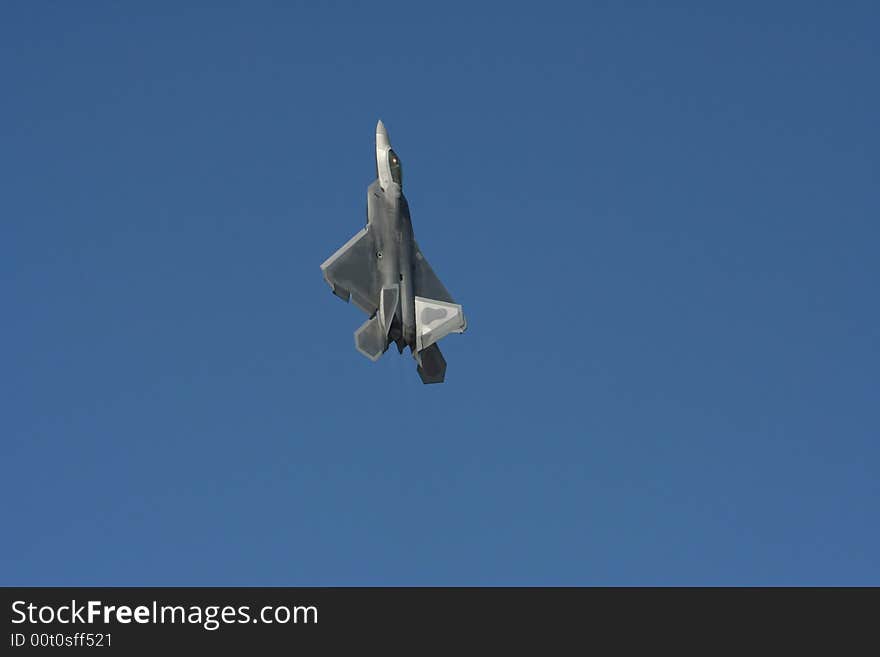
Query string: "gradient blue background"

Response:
xmin=3 ymin=2 xmax=878 ymax=585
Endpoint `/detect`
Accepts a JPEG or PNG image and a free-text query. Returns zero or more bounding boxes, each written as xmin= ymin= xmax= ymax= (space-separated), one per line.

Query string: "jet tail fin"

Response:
xmin=416 ymin=343 xmax=447 ymax=384
xmin=354 ymin=315 xmax=387 ymax=361
xmin=414 ymin=296 xmax=467 ymax=352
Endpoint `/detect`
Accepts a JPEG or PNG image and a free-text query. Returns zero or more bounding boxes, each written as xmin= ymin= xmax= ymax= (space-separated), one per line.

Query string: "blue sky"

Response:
xmin=2 ymin=2 xmax=878 ymax=585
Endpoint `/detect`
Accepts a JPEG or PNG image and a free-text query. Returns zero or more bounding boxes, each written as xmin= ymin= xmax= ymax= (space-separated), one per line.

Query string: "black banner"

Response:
xmin=1 ymin=588 xmax=874 ymax=652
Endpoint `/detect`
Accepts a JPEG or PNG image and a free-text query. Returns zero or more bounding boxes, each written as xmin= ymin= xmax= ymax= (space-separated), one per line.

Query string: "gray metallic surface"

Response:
xmin=320 ymin=120 xmax=466 ymax=383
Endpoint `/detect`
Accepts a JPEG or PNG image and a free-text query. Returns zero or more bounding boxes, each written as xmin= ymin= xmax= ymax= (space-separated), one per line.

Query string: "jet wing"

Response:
xmin=321 ymin=227 xmax=380 ymax=314
xmin=413 ymin=243 xmax=455 ymax=303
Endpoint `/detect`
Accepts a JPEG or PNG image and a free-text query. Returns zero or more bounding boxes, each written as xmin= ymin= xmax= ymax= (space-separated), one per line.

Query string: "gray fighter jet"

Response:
xmin=320 ymin=120 xmax=467 ymax=383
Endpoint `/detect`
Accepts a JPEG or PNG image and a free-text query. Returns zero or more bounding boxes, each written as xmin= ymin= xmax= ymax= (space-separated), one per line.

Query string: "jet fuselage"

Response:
xmin=367 ymin=179 xmax=415 ymax=351
xmin=320 ymin=119 xmax=466 ymax=383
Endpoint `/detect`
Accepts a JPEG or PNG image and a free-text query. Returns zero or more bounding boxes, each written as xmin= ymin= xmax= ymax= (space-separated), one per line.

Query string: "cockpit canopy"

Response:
xmin=388 ymin=149 xmax=403 ymax=186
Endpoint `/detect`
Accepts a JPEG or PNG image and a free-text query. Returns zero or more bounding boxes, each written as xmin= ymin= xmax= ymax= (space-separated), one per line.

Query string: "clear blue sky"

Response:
xmin=2 ymin=2 xmax=878 ymax=585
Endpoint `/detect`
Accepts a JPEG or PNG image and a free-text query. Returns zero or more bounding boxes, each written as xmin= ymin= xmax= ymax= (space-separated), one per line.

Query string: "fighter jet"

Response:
xmin=320 ymin=120 xmax=467 ymax=383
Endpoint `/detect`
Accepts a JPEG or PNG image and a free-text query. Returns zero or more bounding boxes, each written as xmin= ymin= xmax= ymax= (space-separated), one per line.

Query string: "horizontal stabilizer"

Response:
xmin=414 ymin=296 xmax=467 ymax=352
xmin=354 ymin=315 xmax=387 ymax=362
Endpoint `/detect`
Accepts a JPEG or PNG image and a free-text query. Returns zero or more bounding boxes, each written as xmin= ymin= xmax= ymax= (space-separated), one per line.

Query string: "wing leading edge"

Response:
xmin=320 ymin=227 xmax=380 ymax=314
xmin=413 ymin=243 xmax=455 ymax=303
xmin=412 ymin=245 xmax=466 ymax=355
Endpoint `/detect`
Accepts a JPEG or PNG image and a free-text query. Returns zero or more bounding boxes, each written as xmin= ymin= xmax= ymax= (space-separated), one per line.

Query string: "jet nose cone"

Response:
xmin=376 ymin=119 xmax=390 ymax=148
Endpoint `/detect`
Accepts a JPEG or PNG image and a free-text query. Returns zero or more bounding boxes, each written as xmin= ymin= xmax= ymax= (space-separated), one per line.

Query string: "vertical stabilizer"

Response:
xmin=416 ymin=343 xmax=447 ymax=384
xmin=378 ymin=285 xmax=399 ymax=335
